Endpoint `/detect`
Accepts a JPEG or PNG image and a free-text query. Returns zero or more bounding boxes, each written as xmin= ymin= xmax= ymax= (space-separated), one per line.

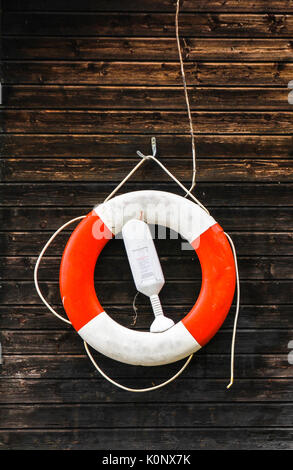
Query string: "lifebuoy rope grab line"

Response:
xmin=34 ymin=0 xmax=240 ymax=392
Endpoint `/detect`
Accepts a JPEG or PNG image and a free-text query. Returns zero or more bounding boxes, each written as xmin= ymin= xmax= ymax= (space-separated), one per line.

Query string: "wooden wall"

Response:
xmin=1 ymin=0 xmax=293 ymax=450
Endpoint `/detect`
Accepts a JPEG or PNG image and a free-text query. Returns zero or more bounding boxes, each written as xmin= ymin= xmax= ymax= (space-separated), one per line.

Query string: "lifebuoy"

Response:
xmin=60 ymin=190 xmax=236 ymax=366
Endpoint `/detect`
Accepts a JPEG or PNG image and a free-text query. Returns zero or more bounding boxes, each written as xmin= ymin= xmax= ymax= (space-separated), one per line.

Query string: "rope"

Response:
xmin=33 ymin=152 xmax=194 ymax=392
xmin=84 ymin=341 xmax=193 ymax=393
xmin=175 ymin=0 xmax=197 ymax=193
xmin=34 ymin=216 xmax=85 ymax=325
xmin=34 ymin=0 xmax=240 ymax=391
xmin=225 ymin=233 xmax=241 ymax=389
xmin=33 ymin=150 xmax=240 ymax=390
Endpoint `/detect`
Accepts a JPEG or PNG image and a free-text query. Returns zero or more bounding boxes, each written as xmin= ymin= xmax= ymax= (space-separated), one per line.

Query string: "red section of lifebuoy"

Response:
xmin=60 ymin=211 xmax=112 ymax=331
xmin=60 ymin=211 xmax=235 ymax=347
xmin=182 ymin=223 xmax=236 ymax=346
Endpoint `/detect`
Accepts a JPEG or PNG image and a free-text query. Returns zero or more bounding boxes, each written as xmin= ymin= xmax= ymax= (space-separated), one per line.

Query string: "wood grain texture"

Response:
xmin=2 ymin=158 xmax=293 ymax=182
xmin=4 ymin=0 xmax=293 ymax=13
xmin=1 ymin=354 xmax=290 ymax=379
xmin=2 ymin=85 xmax=291 ymax=110
xmin=4 ymin=38 xmax=293 ymax=61
xmin=1 ymin=134 xmax=292 ymax=158
xmin=3 ymin=110 xmax=293 ymax=135
xmin=0 ymin=428 xmax=293 ymax=450
xmin=3 ymin=61 xmax=293 ymax=85
xmin=3 ymin=13 xmax=293 ymax=37
xmin=1 ymin=0 xmax=293 ymax=451
xmin=1 ymin=182 xmax=292 ymax=206
xmin=1 ymin=183 xmax=292 ymax=206
xmin=2 ymin=402 xmax=293 ymax=428
xmin=1 ymin=378 xmax=293 ymax=403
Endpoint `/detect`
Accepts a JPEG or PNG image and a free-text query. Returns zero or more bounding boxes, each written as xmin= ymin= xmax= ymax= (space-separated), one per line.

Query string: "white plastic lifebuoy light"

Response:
xmin=60 ymin=190 xmax=236 ymax=366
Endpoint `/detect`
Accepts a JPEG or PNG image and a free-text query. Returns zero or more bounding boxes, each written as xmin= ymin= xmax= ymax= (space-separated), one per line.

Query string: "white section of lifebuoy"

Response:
xmin=94 ymin=190 xmax=216 ymax=243
xmin=78 ymin=312 xmax=201 ymax=366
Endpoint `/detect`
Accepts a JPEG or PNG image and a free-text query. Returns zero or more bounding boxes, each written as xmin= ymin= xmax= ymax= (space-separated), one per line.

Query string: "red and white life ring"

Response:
xmin=60 ymin=190 xmax=236 ymax=366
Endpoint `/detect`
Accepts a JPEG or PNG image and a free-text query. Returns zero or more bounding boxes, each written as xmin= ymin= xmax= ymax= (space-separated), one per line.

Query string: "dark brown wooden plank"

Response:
xmin=2 ymin=232 xmax=292 ymax=256
xmin=1 ymin=207 xmax=293 ymax=231
xmin=3 ymin=62 xmax=293 ymax=86
xmin=4 ymin=0 xmax=293 ymax=13
xmin=1 ymin=134 xmax=292 ymax=158
xmin=3 ymin=13 xmax=293 ymax=37
xmin=3 ymin=85 xmax=291 ymax=110
xmin=1 ymin=428 xmax=293 ymax=450
xmin=3 ymin=110 xmax=293 ymax=134
xmin=2 ymin=402 xmax=293 ymax=429
xmin=1 ymin=183 xmax=292 ymax=207
xmin=1 ymin=354 xmax=290 ymax=379
xmin=2 ymin=158 xmax=293 ymax=182
xmin=1 ymin=378 xmax=293 ymax=404
xmin=1 ymin=305 xmax=291 ymax=330
xmin=4 ymin=38 xmax=293 ymax=61
xmin=2 ymin=256 xmax=292 ymax=281
xmin=0 ymin=280 xmax=291 ymax=306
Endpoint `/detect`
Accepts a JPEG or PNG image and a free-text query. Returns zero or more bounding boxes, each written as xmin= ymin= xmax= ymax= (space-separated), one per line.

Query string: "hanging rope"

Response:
xmin=34 ymin=139 xmax=240 ymax=391
xmin=175 ymin=0 xmax=197 ymax=192
xmin=34 ymin=0 xmax=240 ymax=391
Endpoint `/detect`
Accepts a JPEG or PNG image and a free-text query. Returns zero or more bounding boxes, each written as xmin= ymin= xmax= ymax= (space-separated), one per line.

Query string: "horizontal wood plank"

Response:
xmin=1 ymin=354 xmax=290 ymax=379
xmin=1 ymin=183 xmax=292 ymax=207
xmin=1 ymin=428 xmax=293 ymax=450
xmin=1 ymin=134 xmax=293 ymax=158
xmin=2 ymin=110 xmax=293 ymax=134
xmin=2 ymin=402 xmax=293 ymax=429
xmin=2 ymin=85 xmax=291 ymax=110
xmin=4 ymin=0 xmax=293 ymax=13
xmin=1 ymin=378 xmax=293 ymax=404
xmin=3 ymin=13 xmax=293 ymax=37
xmin=4 ymin=38 xmax=293 ymax=61
xmin=2 ymin=158 xmax=292 ymax=182
xmin=3 ymin=62 xmax=293 ymax=85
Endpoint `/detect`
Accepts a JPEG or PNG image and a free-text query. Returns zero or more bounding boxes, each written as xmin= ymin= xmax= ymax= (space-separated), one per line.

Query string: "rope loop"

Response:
xmin=33 ymin=0 xmax=240 ymax=391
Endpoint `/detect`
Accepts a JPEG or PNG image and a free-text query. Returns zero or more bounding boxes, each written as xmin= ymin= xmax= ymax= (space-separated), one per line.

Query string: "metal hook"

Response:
xmin=137 ymin=137 xmax=157 ymax=160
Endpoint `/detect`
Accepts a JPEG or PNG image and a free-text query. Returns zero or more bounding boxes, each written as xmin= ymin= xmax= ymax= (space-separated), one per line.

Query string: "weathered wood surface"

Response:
xmin=2 ymin=110 xmax=293 ymax=134
xmin=4 ymin=14 xmax=293 ymax=37
xmin=1 ymin=134 xmax=292 ymax=158
xmin=1 ymin=354 xmax=290 ymax=379
xmin=3 ymin=86 xmax=291 ymax=110
xmin=1 ymin=378 xmax=293 ymax=403
xmin=1 ymin=0 xmax=293 ymax=451
xmin=4 ymin=0 xmax=293 ymax=13
xmin=1 ymin=428 xmax=293 ymax=451
xmin=1 ymin=183 xmax=292 ymax=206
xmin=4 ymin=39 xmax=293 ymax=61
xmin=2 ymin=158 xmax=293 ymax=182
xmin=3 ymin=62 xmax=293 ymax=85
